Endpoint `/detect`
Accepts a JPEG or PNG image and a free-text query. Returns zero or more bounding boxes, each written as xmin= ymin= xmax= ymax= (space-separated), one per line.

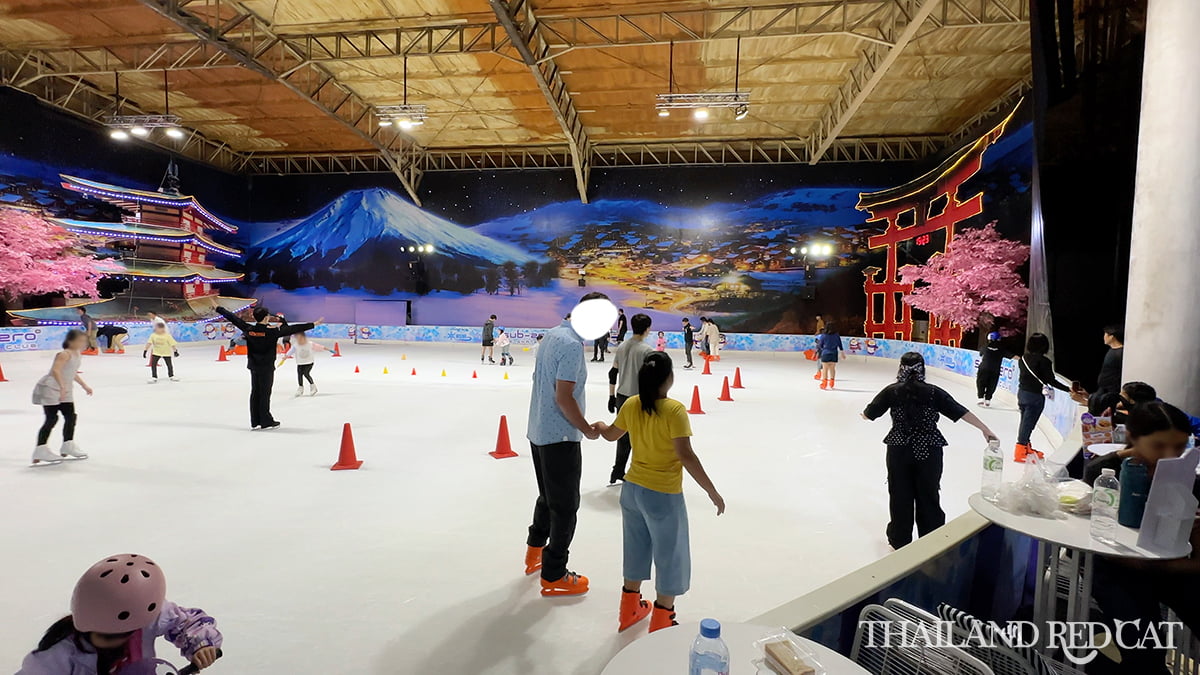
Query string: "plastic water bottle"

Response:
xmin=981 ymin=439 xmax=1003 ymax=503
xmin=689 ymin=619 xmax=730 ymax=675
xmin=1091 ymin=468 xmax=1120 ymax=545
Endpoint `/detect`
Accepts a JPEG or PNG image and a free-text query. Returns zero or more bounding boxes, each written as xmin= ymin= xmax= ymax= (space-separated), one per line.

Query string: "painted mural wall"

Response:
xmin=0 ymin=90 xmax=1033 ymax=336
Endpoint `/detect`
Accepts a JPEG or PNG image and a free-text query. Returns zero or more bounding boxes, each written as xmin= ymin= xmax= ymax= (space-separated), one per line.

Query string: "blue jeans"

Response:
xmin=1017 ymin=389 xmax=1045 ymax=446
xmin=620 ymin=482 xmax=691 ymax=597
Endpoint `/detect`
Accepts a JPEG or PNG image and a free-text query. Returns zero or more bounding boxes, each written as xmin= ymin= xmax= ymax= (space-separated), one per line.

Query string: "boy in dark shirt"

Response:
xmin=975 ymin=332 xmax=1005 ymax=407
xmin=216 ymin=305 xmax=320 ymax=429
xmin=681 ymin=318 xmax=695 ymax=369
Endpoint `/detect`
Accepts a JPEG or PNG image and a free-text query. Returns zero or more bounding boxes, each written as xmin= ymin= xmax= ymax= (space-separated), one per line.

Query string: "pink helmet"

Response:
xmin=71 ymin=554 xmax=167 ymax=633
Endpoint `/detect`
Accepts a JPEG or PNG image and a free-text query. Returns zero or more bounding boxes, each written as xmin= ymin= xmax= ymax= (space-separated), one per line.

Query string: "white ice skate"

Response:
xmin=169 ymin=376 xmax=180 ymax=382
xmin=295 ymin=386 xmax=304 ymax=397
xmin=32 ymin=444 xmax=62 ymax=465
xmin=147 ymin=377 xmax=158 ymax=384
xmin=60 ymin=440 xmax=88 ymax=460
xmin=308 ymin=384 xmax=318 ymax=396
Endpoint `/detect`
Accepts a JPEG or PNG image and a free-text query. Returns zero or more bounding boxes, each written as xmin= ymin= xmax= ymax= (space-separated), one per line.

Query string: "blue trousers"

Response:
xmin=1017 ymin=389 xmax=1045 ymax=446
xmin=621 ymin=482 xmax=691 ymax=597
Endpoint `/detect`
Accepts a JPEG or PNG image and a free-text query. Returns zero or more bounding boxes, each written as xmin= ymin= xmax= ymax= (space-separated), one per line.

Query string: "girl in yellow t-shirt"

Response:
xmin=143 ymin=323 xmax=180 ymax=383
xmin=597 ymin=351 xmax=724 ymax=635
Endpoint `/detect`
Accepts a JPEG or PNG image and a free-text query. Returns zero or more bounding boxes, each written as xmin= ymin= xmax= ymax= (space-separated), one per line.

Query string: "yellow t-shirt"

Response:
xmin=614 ymin=396 xmax=693 ymax=494
xmin=146 ymin=332 xmax=178 ymax=357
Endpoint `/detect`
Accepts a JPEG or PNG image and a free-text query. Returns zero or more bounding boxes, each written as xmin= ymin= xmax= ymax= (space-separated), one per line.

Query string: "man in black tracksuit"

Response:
xmin=216 ymin=306 xmax=319 ymax=429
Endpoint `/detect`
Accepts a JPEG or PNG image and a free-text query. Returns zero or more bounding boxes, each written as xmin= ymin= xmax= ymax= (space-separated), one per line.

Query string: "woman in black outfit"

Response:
xmin=863 ymin=352 xmax=999 ymax=549
xmin=1015 ymin=333 xmax=1070 ymax=463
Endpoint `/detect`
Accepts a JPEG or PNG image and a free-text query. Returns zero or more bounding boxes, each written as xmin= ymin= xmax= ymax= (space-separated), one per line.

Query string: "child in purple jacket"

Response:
xmin=18 ymin=554 xmax=221 ymax=674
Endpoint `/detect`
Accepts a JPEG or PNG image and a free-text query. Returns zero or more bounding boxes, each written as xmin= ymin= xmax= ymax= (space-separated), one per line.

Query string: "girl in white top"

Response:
xmin=31 ymin=329 xmax=93 ymax=464
xmin=495 ymin=329 xmax=513 ymax=366
xmin=282 ymin=332 xmax=327 ymax=396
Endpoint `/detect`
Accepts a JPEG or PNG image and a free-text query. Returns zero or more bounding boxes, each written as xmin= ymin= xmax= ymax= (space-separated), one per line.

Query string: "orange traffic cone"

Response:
xmin=330 ymin=423 xmax=364 ymax=471
xmin=0 ymin=362 xmax=7 ymax=382
xmin=472 ymin=370 xmax=478 ymax=379
xmin=331 ymin=342 xmax=342 ymax=357
xmin=410 ymin=368 xmax=417 ymax=376
xmin=688 ymin=385 xmax=705 ymax=415
xmin=216 ymin=345 xmax=228 ymax=362
xmin=732 ymin=367 xmax=744 ymax=389
xmin=718 ymin=376 xmax=734 ymax=401
xmin=354 ymin=365 xmax=360 ymax=374
xmin=490 ymin=415 xmax=519 ymax=459
xmin=701 ymin=359 xmax=712 ymax=375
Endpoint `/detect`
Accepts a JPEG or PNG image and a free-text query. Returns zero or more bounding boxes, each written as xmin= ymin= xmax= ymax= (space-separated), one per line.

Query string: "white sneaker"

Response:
xmin=148 ymin=378 xmax=158 ymax=384
xmin=308 ymin=384 xmax=318 ymax=396
xmin=60 ymin=441 xmax=88 ymax=459
xmin=983 ymin=400 xmax=991 ymax=408
xmin=295 ymin=386 xmax=304 ymax=397
xmin=977 ymin=399 xmax=986 ymax=407
xmin=169 ymin=376 xmax=180 ymax=382
xmin=32 ymin=444 xmax=62 ymax=465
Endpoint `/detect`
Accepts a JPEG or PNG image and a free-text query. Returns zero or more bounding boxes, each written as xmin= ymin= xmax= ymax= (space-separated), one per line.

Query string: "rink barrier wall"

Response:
xmin=0 ymin=323 xmax=1079 ymax=439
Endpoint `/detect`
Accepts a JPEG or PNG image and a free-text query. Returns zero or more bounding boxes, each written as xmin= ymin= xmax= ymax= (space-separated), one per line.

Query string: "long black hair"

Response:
xmin=62 ymin=329 xmax=85 ymax=350
xmin=893 ymin=352 xmax=931 ymax=414
xmin=1125 ymin=400 xmax=1192 ymax=445
xmin=638 ymin=351 xmax=673 ymax=416
xmin=35 ymin=615 xmax=93 ymax=653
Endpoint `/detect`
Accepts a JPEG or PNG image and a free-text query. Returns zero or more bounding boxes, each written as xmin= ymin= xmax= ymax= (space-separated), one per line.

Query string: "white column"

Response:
xmin=1124 ymin=0 xmax=1200 ymax=412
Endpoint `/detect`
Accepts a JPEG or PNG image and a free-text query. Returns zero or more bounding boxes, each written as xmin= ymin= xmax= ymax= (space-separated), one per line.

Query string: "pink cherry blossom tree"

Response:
xmin=899 ymin=222 xmax=1030 ymax=336
xmin=0 ymin=208 xmax=108 ymax=303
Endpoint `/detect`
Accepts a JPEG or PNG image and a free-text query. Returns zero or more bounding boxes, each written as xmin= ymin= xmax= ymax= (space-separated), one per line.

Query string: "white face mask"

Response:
xmin=570 ymin=299 xmax=619 ymax=340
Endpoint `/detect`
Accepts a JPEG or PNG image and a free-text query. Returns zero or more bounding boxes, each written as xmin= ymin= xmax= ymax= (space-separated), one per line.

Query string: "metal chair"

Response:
xmin=851 ymin=604 xmax=996 ymax=675
xmin=881 ymin=599 xmax=1044 ymax=675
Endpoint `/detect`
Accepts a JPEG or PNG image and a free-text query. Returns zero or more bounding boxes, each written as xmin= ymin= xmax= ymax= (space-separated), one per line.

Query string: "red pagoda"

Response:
xmin=8 ymin=170 xmax=254 ymax=325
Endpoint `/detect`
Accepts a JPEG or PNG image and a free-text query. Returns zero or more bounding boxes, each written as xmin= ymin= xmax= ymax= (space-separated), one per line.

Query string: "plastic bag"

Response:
xmin=998 ymin=454 xmax=1065 ymax=518
xmin=1056 ymin=479 xmax=1094 ymax=515
xmin=753 ymin=628 xmax=825 ymax=675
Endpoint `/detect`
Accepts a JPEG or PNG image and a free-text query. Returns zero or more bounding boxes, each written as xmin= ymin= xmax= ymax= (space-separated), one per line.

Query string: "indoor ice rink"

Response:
xmin=0 ymin=342 xmax=1049 ymax=674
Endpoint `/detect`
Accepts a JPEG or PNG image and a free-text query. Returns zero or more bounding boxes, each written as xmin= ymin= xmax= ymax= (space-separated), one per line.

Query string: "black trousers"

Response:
xmin=249 ymin=367 xmax=277 ymax=428
xmin=885 ymin=445 xmax=945 ymax=548
xmin=593 ymin=339 xmax=607 ymax=360
xmin=527 ymin=441 xmax=583 ymax=582
xmin=1092 ymin=558 xmax=1200 ymax=674
xmin=297 ymin=363 xmax=314 ymax=386
xmin=684 ymin=342 xmax=694 ymax=367
xmin=976 ymin=367 xmax=1001 ymax=400
xmin=150 ymin=355 xmax=174 ymax=379
xmin=610 ymin=393 xmax=631 ymax=483
xmin=37 ymin=403 xmax=76 ymax=445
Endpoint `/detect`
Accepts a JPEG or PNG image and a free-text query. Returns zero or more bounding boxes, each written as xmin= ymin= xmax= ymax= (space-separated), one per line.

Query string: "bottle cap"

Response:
xmin=1101 ymin=468 xmax=1116 ymax=476
xmin=700 ymin=618 xmax=721 ymax=638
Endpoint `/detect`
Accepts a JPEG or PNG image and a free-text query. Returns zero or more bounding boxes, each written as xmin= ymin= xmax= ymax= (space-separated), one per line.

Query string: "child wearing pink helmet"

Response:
xmin=18 ymin=554 xmax=222 ymax=674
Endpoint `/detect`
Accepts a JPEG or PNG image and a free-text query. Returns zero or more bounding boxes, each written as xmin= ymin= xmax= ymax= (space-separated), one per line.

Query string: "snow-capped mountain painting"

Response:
xmin=251 ymin=188 xmax=533 ymax=265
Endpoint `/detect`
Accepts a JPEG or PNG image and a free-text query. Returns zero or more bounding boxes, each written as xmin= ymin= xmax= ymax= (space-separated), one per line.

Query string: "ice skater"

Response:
xmin=592 ymin=333 xmax=609 ymax=362
xmin=495 ymin=328 xmax=514 ymax=366
xmin=976 ymin=331 xmax=1005 ymax=407
xmin=608 ymin=313 xmax=654 ymax=485
xmin=215 ymin=305 xmax=319 ymax=430
xmin=17 ymin=553 xmax=221 ymax=673
xmin=482 ymin=314 xmax=497 ymax=364
xmin=681 ymin=318 xmax=695 ymax=369
xmin=147 ymin=310 xmax=170 ymax=334
xmin=1015 ymin=333 xmax=1070 ymax=462
xmin=283 ymin=331 xmax=327 ymax=396
xmin=862 ymin=352 xmax=998 ymax=549
xmin=615 ymin=308 xmax=628 ymax=344
xmin=143 ymin=322 xmax=180 ymax=383
xmin=76 ymin=307 xmax=99 ymax=355
xmin=523 ymin=292 xmax=609 ymax=598
xmin=655 ymin=331 xmax=666 ymax=352
xmin=30 ymin=329 xmax=92 ymax=465
xmin=96 ymin=324 xmax=128 ymax=353
xmin=816 ymin=323 xmax=845 ymax=390
xmin=596 ymin=352 xmax=725 ymax=634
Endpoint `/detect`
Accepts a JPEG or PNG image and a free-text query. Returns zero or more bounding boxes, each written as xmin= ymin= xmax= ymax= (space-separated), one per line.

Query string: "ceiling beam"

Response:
xmin=0 ymin=45 xmax=241 ymax=87
xmin=237 ymin=136 xmax=945 ymax=174
xmin=134 ymin=0 xmax=426 ymax=205
xmin=489 ymin=0 xmax=591 ymax=203
xmin=946 ymin=74 xmax=1030 ymax=145
xmin=807 ymin=0 xmax=942 ymax=164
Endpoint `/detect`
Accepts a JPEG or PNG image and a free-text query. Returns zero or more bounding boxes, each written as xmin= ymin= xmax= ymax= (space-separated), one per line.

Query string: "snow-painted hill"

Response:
xmin=251 ymin=188 xmax=534 ymax=265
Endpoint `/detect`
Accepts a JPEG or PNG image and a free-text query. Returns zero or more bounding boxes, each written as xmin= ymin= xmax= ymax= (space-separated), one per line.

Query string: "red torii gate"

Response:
xmin=856 ymin=111 xmax=1016 ymax=344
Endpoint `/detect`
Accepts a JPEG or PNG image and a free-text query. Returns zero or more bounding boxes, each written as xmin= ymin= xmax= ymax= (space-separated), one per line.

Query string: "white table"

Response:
xmin=969 ymin=493 xmax=1190 ymax=649
xmin=601 ymin=621 xmax=869 ymax=675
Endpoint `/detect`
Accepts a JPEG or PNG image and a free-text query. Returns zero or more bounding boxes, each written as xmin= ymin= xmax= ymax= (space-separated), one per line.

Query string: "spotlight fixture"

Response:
xmin=378 ymin=57 xmax=427 ymax=129
xmin=657 ymin=109 xmax=670 ymax=118
xmin=655 ymin=37 xmax=751 ymax=120
xmin=130 ymin=126 xmax=149 ymax=137
xmin=734 ymin=104 xmax=749 ymax=121
xmin=693 ymin=108 xmax=709 ymax=121
xmin=165 ymin=127 xmax=185 ymax=139
xmin=103 ymin=72 xmax=187 ymax=140
xmin=110 ymin=129 xmax=130 ymax=141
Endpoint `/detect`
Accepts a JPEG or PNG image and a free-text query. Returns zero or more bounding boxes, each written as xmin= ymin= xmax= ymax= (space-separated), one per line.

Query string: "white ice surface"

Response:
xmin=0 ymin=342 xmax=1050 ymax=674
